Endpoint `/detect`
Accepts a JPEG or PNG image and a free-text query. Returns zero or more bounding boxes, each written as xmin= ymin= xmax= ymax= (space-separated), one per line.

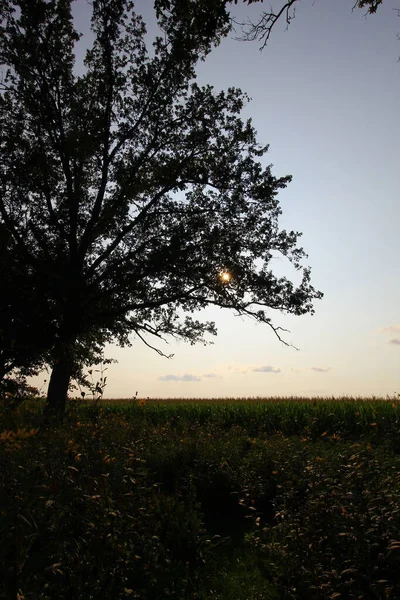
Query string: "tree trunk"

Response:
xmin=44 ymin=315 xmax=78 ymax=421
xmin=44 ymin=355 xmax=74 ymax=420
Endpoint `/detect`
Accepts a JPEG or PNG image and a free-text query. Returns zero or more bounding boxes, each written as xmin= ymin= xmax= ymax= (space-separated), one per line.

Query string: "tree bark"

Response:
xmin=44 ymin=313 xmax=78 ymax=421
xmin=44 ymin=355 xmax=74 ymax=420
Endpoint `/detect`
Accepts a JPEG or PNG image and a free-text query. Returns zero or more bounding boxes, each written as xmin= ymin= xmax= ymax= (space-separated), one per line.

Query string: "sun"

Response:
xmin=220 ymin=271 xmax=231 ymax=283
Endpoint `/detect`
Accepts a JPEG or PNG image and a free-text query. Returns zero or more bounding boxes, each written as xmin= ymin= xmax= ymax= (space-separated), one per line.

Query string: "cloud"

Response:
xmin=158 ymin=373 xmax=201 ymax=382
xmin=222 ymin=363 xmax=281 ymax=375
xmin=380 ymin=325 xmax=400 ymax=336
xmin=252 ymin=365 xmax=281 ymax=374
xmin=227 ymin=365 xmax=250 ymax=374
xmin=202 ymin=373 xmax=221 ymax=379
xmin=311 ymin=367 xmax=330 ymax=373
xmin=378 ymin=326 xmax=400 ymax=345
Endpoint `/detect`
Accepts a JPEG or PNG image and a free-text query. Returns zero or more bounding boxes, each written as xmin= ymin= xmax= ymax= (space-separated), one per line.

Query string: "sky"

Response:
xmin=34 ymin=0 xmax=400 ymax=399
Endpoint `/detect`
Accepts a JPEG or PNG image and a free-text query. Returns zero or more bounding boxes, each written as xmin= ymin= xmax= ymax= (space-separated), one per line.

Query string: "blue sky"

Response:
xmin=35 ymin=0 xmax=400 ymax=398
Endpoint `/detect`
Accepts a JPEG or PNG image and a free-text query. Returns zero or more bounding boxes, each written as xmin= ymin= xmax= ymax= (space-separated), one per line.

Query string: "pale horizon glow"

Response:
xmin=31 ymin=0 xmax=399 ymax=399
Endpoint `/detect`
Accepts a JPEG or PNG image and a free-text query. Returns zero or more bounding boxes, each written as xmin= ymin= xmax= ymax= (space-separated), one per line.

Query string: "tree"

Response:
xmin=231 ymin=0 xmax=385 ymax=49
xmin=0 ymin=0 xmax=322 ymax=419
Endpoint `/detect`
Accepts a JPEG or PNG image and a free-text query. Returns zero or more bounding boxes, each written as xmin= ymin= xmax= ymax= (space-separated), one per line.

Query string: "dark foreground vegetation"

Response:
xmin=1 ymin=397 xmax=400 ymax=599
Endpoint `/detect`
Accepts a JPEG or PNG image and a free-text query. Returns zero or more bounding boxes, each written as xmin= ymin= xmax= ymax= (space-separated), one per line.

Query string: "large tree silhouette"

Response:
xmin=0 ymin=0 xmax=322 ymax=418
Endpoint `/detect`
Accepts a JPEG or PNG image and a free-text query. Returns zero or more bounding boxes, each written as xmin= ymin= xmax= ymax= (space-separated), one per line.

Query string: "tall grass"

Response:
xmin=2 ymin=395 xmax=400 ymax=599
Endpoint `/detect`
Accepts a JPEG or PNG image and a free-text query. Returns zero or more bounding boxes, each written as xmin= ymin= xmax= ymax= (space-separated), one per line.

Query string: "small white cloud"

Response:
xmin=380 ymin=325 xmax=400 ymax=336
xmin=230 ymin=366 xmax=250 ymax=374
xmin=389 ymin=338 xmax=400 ymax=346
xmin=159 ymin=373 xmax=201 ymax=382
xmin=252 ymin=365 xmax=281 ymax=374
xmin=311 ymin=367 xmax=330 ymax=373
xmin=202 ymin=373 xmax=221 ymax=379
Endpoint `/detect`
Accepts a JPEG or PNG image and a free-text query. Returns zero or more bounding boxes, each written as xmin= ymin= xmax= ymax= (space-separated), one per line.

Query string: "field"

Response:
xmin=1 ymin=396 xmax=400 ymax=599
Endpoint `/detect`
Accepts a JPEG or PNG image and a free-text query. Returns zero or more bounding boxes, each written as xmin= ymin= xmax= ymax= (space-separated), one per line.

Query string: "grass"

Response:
xmin=1 ymin=396 xmax=400 ymax=599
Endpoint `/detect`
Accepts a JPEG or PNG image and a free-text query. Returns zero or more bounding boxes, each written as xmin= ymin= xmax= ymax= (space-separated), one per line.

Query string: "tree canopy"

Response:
xmin=0 ymin=0 xmax=322 ymax=418
xmin=0 ymin=223 xmax=53 ymax=380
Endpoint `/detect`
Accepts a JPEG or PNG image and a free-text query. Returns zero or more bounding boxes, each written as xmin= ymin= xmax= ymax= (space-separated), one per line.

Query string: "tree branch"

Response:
xmin=133 ymin=329 xmax=174 ymax=359
xmin=237 ymin=0 xmax=298 ymax=49
xmin=93 ymin=285 xmax=205 ymax=319
xmin=86 ymin=182 xmax=176 ymax=277
xmin=78 ymin=12 xmax=115 ymax=260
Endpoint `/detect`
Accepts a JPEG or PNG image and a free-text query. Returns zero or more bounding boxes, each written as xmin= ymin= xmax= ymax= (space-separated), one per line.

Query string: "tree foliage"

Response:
xmin=0 ymin=223 xmax=54 ymax=381
xmin=0 ymin=0 xmax=322 ymax=417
